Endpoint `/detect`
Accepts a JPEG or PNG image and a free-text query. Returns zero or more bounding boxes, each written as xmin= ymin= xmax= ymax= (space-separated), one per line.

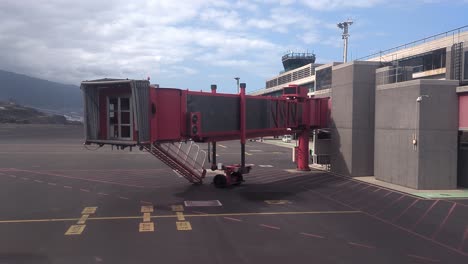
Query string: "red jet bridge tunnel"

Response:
xmin=80 ymin=79 xmax=329 ymax=187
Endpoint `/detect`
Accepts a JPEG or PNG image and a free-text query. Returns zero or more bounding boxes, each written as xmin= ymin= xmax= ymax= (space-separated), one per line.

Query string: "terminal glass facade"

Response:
xmin=397 ymin=48 xmax=446 ymax=72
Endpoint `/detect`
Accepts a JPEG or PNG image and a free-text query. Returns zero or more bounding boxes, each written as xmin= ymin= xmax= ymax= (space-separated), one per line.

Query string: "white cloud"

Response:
xmin=0 ymin=0 xmax=282 ymax=86
xmin=300 ymin=0 xmax=383 ymax=10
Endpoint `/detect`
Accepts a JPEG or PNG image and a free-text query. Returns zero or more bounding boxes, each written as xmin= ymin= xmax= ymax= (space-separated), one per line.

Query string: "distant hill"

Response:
xmin=0 ymin=101 xmax=81 ymax=125
xmin=0 ymin=70 xmax=82 ymax=113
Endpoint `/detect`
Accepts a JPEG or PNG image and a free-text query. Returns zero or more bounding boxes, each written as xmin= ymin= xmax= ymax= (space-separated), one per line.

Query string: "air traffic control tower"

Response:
xmin=281 ymin=51 xmax=316 ymax=72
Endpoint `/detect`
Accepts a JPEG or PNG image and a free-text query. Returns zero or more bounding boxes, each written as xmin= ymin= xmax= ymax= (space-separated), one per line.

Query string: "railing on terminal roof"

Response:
xmin=282 ymin=52 xmax=316 ymax=61
xmin=356 ymin=25 xmax=468 ymax=61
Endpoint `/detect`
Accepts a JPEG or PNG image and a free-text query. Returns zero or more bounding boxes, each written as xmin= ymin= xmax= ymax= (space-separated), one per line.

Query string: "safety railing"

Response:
xmin=160 ymin=141 xmax=207 ymax=178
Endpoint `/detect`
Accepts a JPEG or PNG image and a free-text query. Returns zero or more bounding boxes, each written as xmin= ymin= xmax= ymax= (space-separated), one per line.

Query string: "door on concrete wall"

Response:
xmin=108 ymin=96 xmax=132 ymax=140
xmin=458 ymin=131 xmax=468 ymax=188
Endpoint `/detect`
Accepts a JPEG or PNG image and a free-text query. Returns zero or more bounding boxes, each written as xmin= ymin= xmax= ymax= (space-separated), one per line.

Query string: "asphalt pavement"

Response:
xmin=0 ymin=124 xmax=467 ymax=264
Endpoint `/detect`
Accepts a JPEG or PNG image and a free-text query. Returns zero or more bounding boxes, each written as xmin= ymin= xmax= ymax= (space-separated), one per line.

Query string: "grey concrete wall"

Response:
xmin=418 ymin=81 xmax=459 ymax=189
xmin=375 ymin=79 xmax=459 ymax=189
xmin=330 ymin=61 xmax=381 ymax=176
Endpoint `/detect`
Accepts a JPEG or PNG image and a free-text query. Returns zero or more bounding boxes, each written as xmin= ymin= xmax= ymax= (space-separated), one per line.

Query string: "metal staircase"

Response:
xmin=144 ymin=141 xmax=207 ymax=184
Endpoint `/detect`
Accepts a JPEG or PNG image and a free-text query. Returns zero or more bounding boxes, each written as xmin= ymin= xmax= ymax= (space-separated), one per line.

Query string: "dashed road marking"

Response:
xmin=77 ymin=214 xmax=89 ymax=225
xmin=218 ymin=144 xmax=227 ymax=148
xmin=143 ymin=213 xmax=151 ymax=222
xmin=259 ymin=165 xmax=273 ymax=168
xmin=48 ymin=182 xmax=57 ymax=186
xmin=97 ymin=193 xmax=109 ymax=196
xmin=176 ymin=221 xmax=192 ymax=231
xmin=65 ymin=225 xmax=86 ymax=235
xmin=141 ymin=205 xmax=154 ymax=213
xmin=265 ymin=200 xmax=290 ymax=205
xmin=245 ymin=152 xmax=252 ymax=156
xmin=139 ymin=222 xmax=154 ymax=232
xmin=171 ymin=205 xmax=184 ymax=212
xmin=348 ymin=242 xmax=376 ymax=249
xmin=80 ymin=189 xmax=90 ymax=192
xmin=260 ymin=224 xmax=280 ymax=230
xmin=407 ymin=254 xmax=440 ymax=262
xmin=82 ymin=207 xmax=98 ymax=214
xmin=21 ymin=177 xmax=29 ymax=180
xmin=119 ymin=196 xmax=129 ymax=200
xmin=300 ymin=232 xmax=324 ymax=239
xmin=63 ymin=185 xmax=72 ymax=189
xmin=223 ymin=216 xmax=243 ymax=222
xmin=34 ymin=180 xmax=43 ymax=183
xmin=249 ymin=150 xmax=263 ymax=152
xmin=140 ymin=200 xmax=153 ymax=205
xmin=176 ymin=212 xmax=185 ymax=221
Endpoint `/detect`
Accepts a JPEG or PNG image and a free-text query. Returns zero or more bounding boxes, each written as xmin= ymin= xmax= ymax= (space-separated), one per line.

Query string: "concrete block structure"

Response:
xmin=375 ymin=79 xmax=459 ymax=189
xmin=330 ymin=61 xmax=381 ymax=177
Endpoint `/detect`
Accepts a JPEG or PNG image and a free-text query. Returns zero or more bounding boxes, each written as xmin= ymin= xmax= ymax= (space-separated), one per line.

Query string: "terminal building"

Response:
xmin=251 ymin=26 xmax=468 ymax=190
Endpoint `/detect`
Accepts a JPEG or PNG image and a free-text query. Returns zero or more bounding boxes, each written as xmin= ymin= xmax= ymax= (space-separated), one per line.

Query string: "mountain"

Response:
xmin=0 ymin=70 xmax=82 ymax=114
xmin=0 ymin=101 xmax=81 ymax=125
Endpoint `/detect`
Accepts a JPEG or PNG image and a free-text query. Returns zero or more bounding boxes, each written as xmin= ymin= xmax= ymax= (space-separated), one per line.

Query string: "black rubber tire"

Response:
xmin=213 ymin=174 xmax=227 ymax=188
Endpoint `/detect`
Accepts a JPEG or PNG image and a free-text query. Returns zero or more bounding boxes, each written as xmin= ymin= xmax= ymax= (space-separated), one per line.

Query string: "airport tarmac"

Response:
xmin=0 ymin=124 xmax=467 ymax=264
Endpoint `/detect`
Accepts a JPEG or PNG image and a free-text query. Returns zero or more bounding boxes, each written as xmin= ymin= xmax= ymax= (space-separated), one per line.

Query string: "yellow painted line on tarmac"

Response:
xmin=82 ymin=207 xmax=97 ymax=214
xmin=139 ymin=222 xmax=154 ymax=232
xmin=65 ymin=224 xmax=86 ymax=235
xmin=143 ymin=213 xmax=151 ymax=222
xmin=0 ymin=210 xmax=361 ymax=224
xmin=0 ymin=218 xmax=80 ymax=224
xmin=176 ymin=221 xmax=192 ymax=231
xmin=77 ymin=214 xmax=89 ymax=225
xmin=176 ymin=212 xmax=185 ymax=221
xmin=141 ymin=205 xmax=154 ymax=213
xmin=171 ymin=205 xmax=184 ymax=212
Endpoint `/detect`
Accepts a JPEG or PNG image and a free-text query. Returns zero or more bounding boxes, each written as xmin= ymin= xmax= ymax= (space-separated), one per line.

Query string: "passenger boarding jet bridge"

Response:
xmin=81 ymin=79 xmax=329 ymax=188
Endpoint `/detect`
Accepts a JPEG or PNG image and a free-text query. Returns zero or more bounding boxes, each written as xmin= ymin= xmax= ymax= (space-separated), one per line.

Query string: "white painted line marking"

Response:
xmin=259 ymin=165 xmax=273 ymax=168
xmin=218 ymin=144 xmax=227 ymax=148
xmin=80 ymin=188 xmax=90 ymax=192
xmin=97 ymin=193 xmax=109 ymax=196
xmin=259 ymin=224 xmax=280 ymax=230
xmin=119 ymin=196 xmax=129 ymax=200
xmin=184 ymin=200 xmax=222 ymax=207
xmin=300 ymin=232 xmax=324 ymax=239
xmin=63 ymin=185 xmax=72 ymax=189
xmin=34 ymin=180 xmax=43 ymax=183
xmin=249 ymin=150 xmax=263 ymax=152
xmin=48 ymin=182 xmax=57 ymax=186
xmin=223 ymin=216 xmax=243 ymax=222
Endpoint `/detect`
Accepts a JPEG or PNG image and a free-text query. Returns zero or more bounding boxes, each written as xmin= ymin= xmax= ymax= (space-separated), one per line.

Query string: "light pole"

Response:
xmin=234 ymin=77 xmax=240 ymax=94
xmin=337 ymin=19 xmax=353 ymax=63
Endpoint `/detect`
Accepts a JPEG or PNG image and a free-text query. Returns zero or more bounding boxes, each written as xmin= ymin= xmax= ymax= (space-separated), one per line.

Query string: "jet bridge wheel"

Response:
xmin=213 ymin=174 xmax=227 ymax=188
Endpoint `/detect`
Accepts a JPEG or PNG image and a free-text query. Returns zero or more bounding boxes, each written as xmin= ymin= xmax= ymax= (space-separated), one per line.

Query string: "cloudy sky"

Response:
xmin=1 ymin=0 xmax=467 ymax=93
